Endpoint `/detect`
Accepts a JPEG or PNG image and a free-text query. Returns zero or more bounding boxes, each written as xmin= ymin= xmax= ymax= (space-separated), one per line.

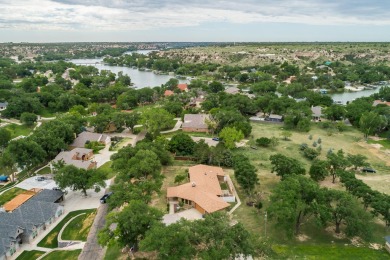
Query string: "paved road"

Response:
xmin=78 ymin=203 xmax=108 ymax=260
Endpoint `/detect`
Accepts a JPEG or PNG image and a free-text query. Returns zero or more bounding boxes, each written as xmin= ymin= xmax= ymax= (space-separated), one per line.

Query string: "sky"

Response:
xmin=1 ymin=0 xmax=390 ymax=42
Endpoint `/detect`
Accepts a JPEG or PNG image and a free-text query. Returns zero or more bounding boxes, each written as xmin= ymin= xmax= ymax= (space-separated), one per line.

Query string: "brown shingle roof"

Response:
xmin=71 ymin=132 xmax=110 ymax=148
xmin=182 ymin=114 xmax=209 ymax=130
xmin=167 ymin=164 xmax=229 ymax=213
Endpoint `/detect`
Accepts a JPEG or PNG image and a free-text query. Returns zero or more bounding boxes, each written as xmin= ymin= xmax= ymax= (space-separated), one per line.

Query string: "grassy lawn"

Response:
xmin=111 ymin=137 xmax=132 ymax=151
xmin=162 ymin=129 xmax=213 ymax=138
xmin=37 ymin=209 xmax=95 ymax=248
xmin=4 ymin=124 xmax=34 ymax=139
xmin=41 ymin=249 xmax=81 ymax=260
xmin=61 ymin=210 xmax=96 ymax=241
xmin=36 ymin=166 xmax=51 ymax=175
xmin=98 ymin=161 xmax=116 ymax=179
xmin=38 ymin=109 xmax=57 ymax=118
xmin=104 ymin=241 xmax=124 ymax=260
xmin=272 ymin=244 xmax=389 ymax=259
xmin=0 ymin=187 xmax=25 ymax=206
xmin=367 ymin=139 xmax=390 ymax=149
xmin=16 ymin=250 xmax=45 ymax=260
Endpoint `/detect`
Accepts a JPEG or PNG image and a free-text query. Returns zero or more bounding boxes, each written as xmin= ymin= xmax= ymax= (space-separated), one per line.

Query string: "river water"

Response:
xmin=70 ymin=51 xmax=387 ymax=103
xmin=70 ymin=50 xmax=188 ymax=88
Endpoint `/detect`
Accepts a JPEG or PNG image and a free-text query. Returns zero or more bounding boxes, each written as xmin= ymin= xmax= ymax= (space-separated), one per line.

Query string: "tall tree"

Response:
xmin=269 ymin=154 xmax=305 ymax=180
xmin=326 ymin=149 xmax=350 ymax=183
xmin=168 ymin=133 xmax=196 ymax=156
xmin=219 ymin=126 xmax=244 ymax=149
xmin=54 ymin=165 xmax=106 ymax=196
xmin=98 ymin=200 xmax=163 ymax=248
xmin=141 ymin=108 xmax=174 ymax=138
xmin=4 ymin=138 xmax=46 ymax=169
xmin=268 ymin=175 xmax=322 ymax=236
xmin=309 ymin=159 xmax=329 ymax=182
xmin=359 ymin=111 xmax=388 ymax=139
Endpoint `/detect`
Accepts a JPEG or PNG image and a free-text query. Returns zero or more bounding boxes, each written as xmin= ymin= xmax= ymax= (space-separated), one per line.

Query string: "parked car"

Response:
xmin=212 ymin=137 xmax=220 ymax=141
xmin=100 ymin=192 xmax=113 ymax=203
xmin=362 ymin=167 xmax=376 ymax=173
xmin=36 ymin=176 xmax=45 ymax=181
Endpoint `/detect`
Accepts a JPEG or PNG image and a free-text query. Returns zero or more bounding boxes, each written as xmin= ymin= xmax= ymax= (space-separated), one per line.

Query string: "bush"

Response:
xmin=312 ymin=141 xmax=317 ymax=147
xmin=308 ymin=134 xmax=313 ymax=140
xmin=300 ymin=143 xmax=308 ymax=151
xmin=317 ymin=137 xmax=322 ymax=144
xmin=303 ymin=147 xmax=320 ymax=160
xmin=256 ymin=137 xmax=271 ymax=147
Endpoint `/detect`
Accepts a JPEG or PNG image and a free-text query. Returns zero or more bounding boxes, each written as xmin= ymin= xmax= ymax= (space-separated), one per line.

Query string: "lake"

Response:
xmin=329 ymin=88 xmax=384 ymax=104
xmin=70 ymin=50 xmax=188 ymax=88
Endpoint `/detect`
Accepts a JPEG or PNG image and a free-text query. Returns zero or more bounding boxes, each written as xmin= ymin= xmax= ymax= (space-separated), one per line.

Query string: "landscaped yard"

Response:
xmin=4 ymin=124 xmax=34 ymax=139
xmin=16 ymin=250 xmax=45 ymax=260
xmin=41 ymin=249 xmax=81 ymax=260
xmin=61 ymin=210 xmax=97 ymax=241
xmin=0 ymin=187 xmax=25 ymax=206
xmin=272 ymin=244 xmax=390 ymax=259
xmin=37 ymin=209 xmax=96 ymax=248
xmin=98 ymin=161 xmax=116 ymax=179
xmin=36 ymin=166 xmax=51 ymax=175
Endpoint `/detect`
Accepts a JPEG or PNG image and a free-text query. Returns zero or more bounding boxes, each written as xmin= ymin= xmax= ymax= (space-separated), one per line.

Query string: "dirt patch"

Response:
xmin=357 ymin=142 xmax=390 ymax=166
xmin=350 ymin=237 xmax=363 ymax=247
xmin=356 ymin=174 xmax=390 ymax=195
xmin=325 ymin=226 xmax=346 ymax=239
xmin=296 ymin=234 xmax=310 ymax=241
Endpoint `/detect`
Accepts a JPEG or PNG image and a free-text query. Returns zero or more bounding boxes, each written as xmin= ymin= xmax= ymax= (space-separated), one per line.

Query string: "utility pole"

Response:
xmin=264 ymin=211 xmax=267 ymax=238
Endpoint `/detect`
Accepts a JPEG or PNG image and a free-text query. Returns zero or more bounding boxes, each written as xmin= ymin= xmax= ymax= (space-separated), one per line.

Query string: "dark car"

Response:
xmin=36 ymin=176 xmax=45 ymax=181
xmin=362 ymin=167 xmax=376 ymax=173
xmin=100 ymin=192 xmax=113 ymax=203
xmin=212 ymin=137 xmax=220 ymax=141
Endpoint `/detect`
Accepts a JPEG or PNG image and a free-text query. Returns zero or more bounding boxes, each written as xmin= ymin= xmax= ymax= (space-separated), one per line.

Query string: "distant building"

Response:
xmin=224 ymin=86 xmax=240 ymax=95
xmin=177 ymin=83 xmax=188 ymax=92
xmin=265 ymin=114 xmax=283 ymax=123
xmin=182 ymin=114 xmax=210 ymax=133
xmin=311 ymin=106 xmax=323 ymax=121
xmin=164 ymin=90 xmax=174 ymax=97
xmin=52 ymin=148 xmax=96 ymax=170
xmin=373 ymin=100 xmax=390 ymax=107
xmin=0 ymin=102 xmax=8 ymax=111
xmin=71 ymin=131 xmax=111 ymax=148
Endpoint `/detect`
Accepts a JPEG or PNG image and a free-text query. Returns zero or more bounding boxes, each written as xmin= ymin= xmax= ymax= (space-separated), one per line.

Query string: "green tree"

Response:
xmin=54 ymin=165 xmax=106 ymax=196
xmin=168 ymin=133 xmax=196 ymax=156
xmin=0 ymin=128 xmax=12 ymax=150
xmin=193 ymin=139 xmax=210 ymax=164
xmin=140 ymin=212 xmax=254 ymax=260
xmin=20 ymin=112 xmax=37 ymax=126
xmin=359 ymin=111 xmax=388 ymax=139
xmin=141 ymin=108 xmax=174 ymax=138
xmin=256 ymin=137 xmax=271 ymax=147
xmin=324 ymin=104 xmax=346 ymax=121
xmin=4 ymin=138 xmax=46 ymax=169
xmin=269 ymin=154 xmax=305 ymax=180
xmin=327 ymin=149 xmax=351 ymax=183
xmin=268 ymin=175 xmax=322 ymax=236
xmin=323 ymin=189 xmax=373 ymax=239
xmin=98 ymin=200 xmax=163 ymax=248
xmin=347 ymin=154 xmax=369 ymax=170
xmin=219 ymin=126 xmax=244 ymax=149
xmin=280 ymin=131 xmax=292 ymax=141
xmin=208 ymin=81 xmax=224 ymax=93
xmin=233 ymin=159 xmax=259 ymax=194
xmin=309 ymin=160 xmax=329 ymax=182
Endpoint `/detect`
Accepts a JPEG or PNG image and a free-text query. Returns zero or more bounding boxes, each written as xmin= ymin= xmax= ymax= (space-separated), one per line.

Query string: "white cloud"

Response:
xmin=1 ymin=0 xmax=390 ymax=32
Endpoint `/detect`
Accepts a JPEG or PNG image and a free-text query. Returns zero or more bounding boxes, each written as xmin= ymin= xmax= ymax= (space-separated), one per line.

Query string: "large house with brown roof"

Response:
xmin=167 ymin=165 xmax=234 ymax=215
xmin=182 ymin=114 xmax=210 ymax=133
xmin=51 ymin=148 xmax=96 ymax=170
xmin=71 ymin=131 xmax=111 ymax=148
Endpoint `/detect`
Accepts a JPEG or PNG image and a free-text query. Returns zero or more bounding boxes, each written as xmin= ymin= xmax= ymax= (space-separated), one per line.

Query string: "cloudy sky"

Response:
xmin=1 ymin=0 xmax=390 ymax=42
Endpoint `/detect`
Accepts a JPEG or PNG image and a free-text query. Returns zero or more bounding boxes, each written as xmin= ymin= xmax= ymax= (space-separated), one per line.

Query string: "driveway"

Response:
xmin=161 ymin=118 xmax=182 ymax=134
xmin=162 ymin=208 xmax=203 ymax=225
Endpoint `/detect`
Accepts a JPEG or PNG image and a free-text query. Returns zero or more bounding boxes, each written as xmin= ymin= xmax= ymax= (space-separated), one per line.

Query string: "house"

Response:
xmin=265 ymin=114 xmax=283 ymax=123
xmin=225 ymin=86 xmax=240 ymax=95
xmin=182 ymin=114 xmax=210 ymax=133
xmin=164 ymin=90 xmax=174 ymax=97
xmin=71 ymin=131 xmax=111 ymax=148
xmin=311 ymin=106 xmax=323 ymax=121
xmin=373 ymin=100 xmax=390 ymax=107
xmin=167 ymin=165 xmax=232 ymax=215
xmin=177 ymin=83 xmax=188 ymax=92
xmin=52 ymin=148 xmax=96 ymax=170
xmin=0 ymin=189 xmax=64 ymax=259
xmin=0 ymin=102 xmax=8 ymax=111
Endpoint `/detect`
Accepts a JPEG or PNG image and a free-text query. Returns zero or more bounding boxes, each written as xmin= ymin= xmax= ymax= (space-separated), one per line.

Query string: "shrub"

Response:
xmin=317 ymin=137 xmax=322 ymax=144
xmin=312 ymin=141 xmax=317 ymax=147
xmin=308 ymin=134 xmax=313 ymax=140
xmin=303 ymin=147 xmax=320 ymax=160
xmin=256 ymin=137 xmax=271 ymax=147
xmin=300 ymin=143 xmax=308 ymax=151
